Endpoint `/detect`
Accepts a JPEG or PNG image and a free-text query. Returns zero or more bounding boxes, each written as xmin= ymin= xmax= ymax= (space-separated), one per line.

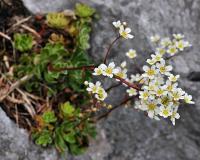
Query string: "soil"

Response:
xmin=0 ymin=0 xmax=29 ymax=29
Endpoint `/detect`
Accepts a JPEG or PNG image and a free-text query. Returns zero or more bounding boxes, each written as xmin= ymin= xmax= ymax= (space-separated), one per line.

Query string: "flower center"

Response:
xmin=147 ymin=69 xmax=155 ymax=76
xmin=148 ymin=103 xmax=156 ymax=110
xmin=160 ymin=66 xmax=166 ymax=73
xmin=105 ymin=67 xmax=113 ymax=75
xmin=163 ymin=109 xmax=169 ymax=116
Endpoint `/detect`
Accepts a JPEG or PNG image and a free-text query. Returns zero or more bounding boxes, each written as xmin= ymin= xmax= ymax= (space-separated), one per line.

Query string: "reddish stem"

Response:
xmin=114 ymin=75 xmax=141 ymax=91
xmin=48 ymin=63 xmax=96 ymax=72
xmin=95 ymin=95 xmax=134 ymax=122
xmin=48 ymin=63 xmax=141 ymax=91
xmin=105 ymin=82 xmax=122 ymax=92
xmin=103 ymin=35 xmax=121 ymax=64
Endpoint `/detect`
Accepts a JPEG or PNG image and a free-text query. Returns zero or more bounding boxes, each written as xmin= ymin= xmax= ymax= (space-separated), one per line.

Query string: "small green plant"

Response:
xmin=9 ymin=3 xmax=96 ymax=156
xmin=32 ymin=102 xmax=96 ymax=154
xmin=75 ymin=3 xmax=96 ymax=18
xmin=46 ymin=12 xmax=70 ymax=29
xmin=14 ymin=33 xmax=33 ymax=52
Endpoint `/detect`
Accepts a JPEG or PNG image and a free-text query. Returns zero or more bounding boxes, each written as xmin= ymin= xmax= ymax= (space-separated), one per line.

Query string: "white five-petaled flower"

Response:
xmin=95 ymin=87 xmax=108 ymax=101
xmin=155 ymin=87 xmax=167 ymax=97
xmin=167 ymin=45 xmax=178 ymax=55
xmin=139 ymin=90 xmax=150 ymax=100
xmin=175 ymin=40 xmax=185 ymax=51
xmin=171 ymin=88 xmax=185 ymax=101
xmin=112 ymin=20 xmax=122 ymax=28
xmin=130 ymin=73 xmax=142 ymax=82
xmin=184 ymin=93 xmax=195 ymax=104
xmin=86 ymin=81 xmax=101 ymax=93
xmin=168 ymin=74 xmax=180 ymax=82
xmin=161 ymin=37 xmax=172 ymax=47
xmin=121 ymin=61 xmax=127 ymax=68
xmin=100 ymin=62 xmax=117 ymax=78
xmin=152 ymin=54 xmax=164 ymax=62
xmin=119 ymin=26 xmax=134 ymax=39
xmin=126 ymin=49 xmax=137 ymax=59
xmin=159 ymin=105 xmax=172 ymax=118
xmin=156 ymin=60 xmax=172 ymax=76
xmin=155 ymin=48 xmax=166 ymax=55
xmin=146 ymin=58 xmax=156 ymax=65
xmin=144 ymin=100 xmax=160 ymax=119
xmin=93 ymin=64 xmax=105 ymax=76
xmin=173 ymin=33 xmax=184 ymax=40
xmin=150 ymin=35 xmax=160 ymax=43
xmin=170 ymin=106 xmax=180 ymax=125
xmin=86 ymin=81 xmax=107 ymax=101
xmin=163 ymin=80 xmax=178 ymax=92
xmin=114 ymin=67 xmax=127 ymax=79
xmin=127 ymin=88 xmax=137 ymax=96
xmin=147 ymin=54 xmax=164 ymax=65
xmin=171 ymin=112 xmax=180 ymax=125
xmin=142 ymin=65 xmax=158 ymax=79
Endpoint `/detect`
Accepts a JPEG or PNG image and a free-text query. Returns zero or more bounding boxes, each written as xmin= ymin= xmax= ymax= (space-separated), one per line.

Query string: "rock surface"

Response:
xmin=1 ymin=0 xmax=200 ymax=159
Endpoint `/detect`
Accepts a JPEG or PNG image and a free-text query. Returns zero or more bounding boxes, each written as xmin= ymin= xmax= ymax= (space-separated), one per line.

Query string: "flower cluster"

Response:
xmin=85 ymin=81 xmax=107 ymax=101
xmin=112 ymin=20 xmax=134 ymax=39
xmin=132 ymin=34 xmax=194 ymax=125
xmin=85 ymin=20 xmax=194 ymax=125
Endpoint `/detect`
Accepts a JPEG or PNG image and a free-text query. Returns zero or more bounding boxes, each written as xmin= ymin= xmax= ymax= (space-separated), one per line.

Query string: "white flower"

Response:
xmin=143 ymin=81 xmax=157 ymax=92
xmin=159 ymin=96 xmax=173 ymax=107
xmin=156 ymin=60 xmax=172 ymax=75
xmin=95 ymin=87 xmax=108 ymax=101
xmin=163 ymin=80 xmax=178 ymax=92
xmin=159 ymin=106 xmax=172 ymax=118
xmin=155 ymin=48 xmax=166 ymax=55
xmin=171 ymin=88 xmax=185 ymax=101
xmin=126 ymin=49 xmax=137 ymax=59
xmin=101 ymin=62 xmax=117 ymax=78
xmin=175 ymin=40 xmax=185 ymax=51
xmin=145 ymin=100 xmax=160 ymax=119
xmin=127 ymin=88 xmax=137 ymax=96
xmin=93 ymin=65 xmax=104 ymax=76
xmin=152 ymin=53 xmax=164 ymax=62
xmin=155 ymin=87 xmax=167 ymax=97
xmin=114 ymin=67 xmax=127 ymax=79
xmin=170 ymin=109 xmax=180 ymax=125
xmin=150 ymin=35 xmax=160 ymax=43
xmin=160 ymin=37 xmax=172 ymax=47
xmin=86 ymin=81 xmax=107 ymax=101
xmin=173 ymin=33 xmax=184 ymax=40
xmin=86 ymin=81 xmax=101 ymax=93
xmin=112 ymin=20 xmax=122 ymax=28
xmin=153 ymin=75 xmax=164 ymax=86
xmin=139 ymin=90 xmax=150 ymax=100
xmin=134 ymin=100 xmax=142 ymax=109
xmin=168 ymin=74 xmax=180 ymax=82
xmin=119 ymin=26 xmax=134 ymax=39
xmin=147 ymin=54 xmax=163 ymax=65
xmin=142 ymin=65 xmax=158 ymax=79
xmin=167 ymin=45 xmax=178 ymax=55
xmin=184 ymin=93 xmax=195 ymax=104
xmin=146 ymin=58 xmax=156 ymax=65
xmin=120 ymin=61 xmax=127 ymax=68
xmin=130 ymin=74 xmax=141 ymax=82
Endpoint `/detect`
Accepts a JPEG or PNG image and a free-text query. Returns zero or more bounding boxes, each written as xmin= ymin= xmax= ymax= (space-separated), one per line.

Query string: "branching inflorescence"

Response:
xmin=85 ymin=20 xmax=194 ymax=125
